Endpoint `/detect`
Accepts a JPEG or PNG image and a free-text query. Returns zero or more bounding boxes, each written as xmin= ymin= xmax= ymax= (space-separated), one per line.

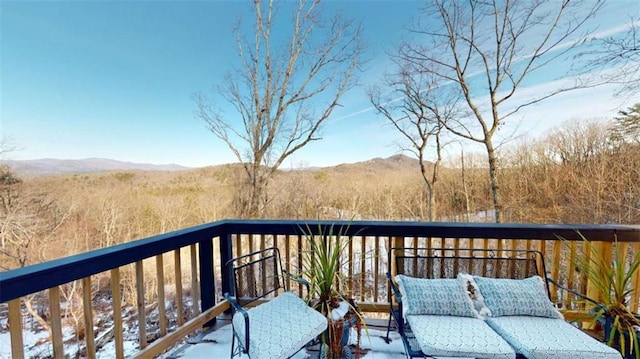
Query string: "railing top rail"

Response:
xmin=0 ymin=222 xmax=226 ymax=303
xmin=223 ymin=219 xmax=640 ymax=242
xmin=1 ymin=219 xmax=639 ymax=303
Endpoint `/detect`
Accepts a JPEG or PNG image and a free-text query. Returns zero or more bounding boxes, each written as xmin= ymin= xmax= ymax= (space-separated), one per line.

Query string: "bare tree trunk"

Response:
xmin=461 ymin=150 xmax=471 ymax=222
xmin=486 ymin=140 xmax=502 ymax=223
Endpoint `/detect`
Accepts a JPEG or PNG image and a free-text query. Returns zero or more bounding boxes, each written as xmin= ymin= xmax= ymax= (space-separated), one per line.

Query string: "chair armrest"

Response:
xmin=282 ymin=270 xmax=310 ymax=292
xmin=224 ymin=292 xmax=250 ymax=351
xmin=546 ymin=276 xmax=607 ymax=312
xmin=386 ymin=272 xmax=402 ymax=304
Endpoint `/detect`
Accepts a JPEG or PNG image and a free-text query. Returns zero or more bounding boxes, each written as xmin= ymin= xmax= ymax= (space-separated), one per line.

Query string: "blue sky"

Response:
xmin=1 ymin=0 xmax=639 ymax=168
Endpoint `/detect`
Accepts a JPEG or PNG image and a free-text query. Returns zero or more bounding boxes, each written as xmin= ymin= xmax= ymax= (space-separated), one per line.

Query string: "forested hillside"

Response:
xmin=1 ymin=116 xmax=638 ymax=271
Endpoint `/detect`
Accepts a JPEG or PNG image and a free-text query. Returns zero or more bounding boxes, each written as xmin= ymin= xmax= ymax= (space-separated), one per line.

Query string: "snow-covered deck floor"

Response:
xmin=164 ymin=320 xmax=408 ymax=359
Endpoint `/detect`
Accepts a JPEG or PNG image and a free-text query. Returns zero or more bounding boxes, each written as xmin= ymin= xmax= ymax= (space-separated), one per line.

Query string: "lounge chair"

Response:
xmin=224 ymin=247 xmax=328 ymax=359
xmin=386 ymin=248 xmax=622 ymax=359
xmin=470 ymin=274 xmax=622 ymax=359
xmin=487 ymin=316 xmax=622 ymax=359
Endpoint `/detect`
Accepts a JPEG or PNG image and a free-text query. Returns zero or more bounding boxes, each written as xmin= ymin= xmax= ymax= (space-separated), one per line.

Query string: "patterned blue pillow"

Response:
xmin=394 ymin=275 xmax=479 ymax=318
xmin=472 ymin=276 xmax=563 ymax=319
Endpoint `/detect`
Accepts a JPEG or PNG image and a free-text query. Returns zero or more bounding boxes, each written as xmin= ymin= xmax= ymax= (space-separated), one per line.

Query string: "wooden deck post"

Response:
xmin=198 ymin=237 xmax=215 ymax=327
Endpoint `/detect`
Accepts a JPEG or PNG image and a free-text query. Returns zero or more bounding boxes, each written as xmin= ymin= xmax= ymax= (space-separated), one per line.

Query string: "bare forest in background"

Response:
xmin=1 ymin=116 xmax=639 ymax=272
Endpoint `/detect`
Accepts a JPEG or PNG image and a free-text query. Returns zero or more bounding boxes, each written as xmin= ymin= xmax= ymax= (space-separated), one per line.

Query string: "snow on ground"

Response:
xmin=0 ymin=323 xmax=142 ymax=359
xmin=0 ymin=324 xmax=50 ymax=359
xmin=2 ymin=321 xmax=474 ymax=359
xmin=167 ymin=325 xmax=407 ymax=359
xmin=168 ymin=324 xmax=474 ymax=359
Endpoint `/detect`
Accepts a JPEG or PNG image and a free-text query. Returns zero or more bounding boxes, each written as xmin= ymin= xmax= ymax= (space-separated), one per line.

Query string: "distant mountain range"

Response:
xmin=0 ymin=154 xmax=427 ymax=177
xmin=0 ymin=158 xmax=190 ymax=176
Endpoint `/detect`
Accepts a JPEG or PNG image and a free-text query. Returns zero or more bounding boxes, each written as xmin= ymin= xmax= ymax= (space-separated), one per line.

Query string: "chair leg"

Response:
xmin=384 ymin=308 xmax=393 ymax=344
xmin=230 ymin=332 xmax=236 ymax=359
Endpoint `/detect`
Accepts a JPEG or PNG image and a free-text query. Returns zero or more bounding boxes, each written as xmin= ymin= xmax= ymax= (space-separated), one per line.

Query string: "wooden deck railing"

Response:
xmin=1 ymin=220 xmax=639 ymax=358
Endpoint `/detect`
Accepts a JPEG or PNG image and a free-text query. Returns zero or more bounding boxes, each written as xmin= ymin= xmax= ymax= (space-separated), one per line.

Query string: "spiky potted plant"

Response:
xmin=300 ymin=223 xmax=363 ymax=359
xmin=572 ymin=236 xmax=640 ymax=358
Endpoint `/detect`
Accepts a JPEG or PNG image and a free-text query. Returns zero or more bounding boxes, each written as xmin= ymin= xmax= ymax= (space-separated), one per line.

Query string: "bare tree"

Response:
xmin=369 ymin=65 xmax=456 ymax=221
xmin=399 ymin=0 xmax=604 ymax=222
xmin=580 ymin=19 xmax=639 ymax=96
xmin=0 ymin=171 xmax=70 ymax=270
xmin=195 ymin=0 xmax=363 ymax=218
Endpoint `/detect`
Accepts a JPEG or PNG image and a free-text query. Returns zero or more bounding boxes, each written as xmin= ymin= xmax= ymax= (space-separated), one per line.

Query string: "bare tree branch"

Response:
xmin=577 ymin=17 xmax=640 ymax=97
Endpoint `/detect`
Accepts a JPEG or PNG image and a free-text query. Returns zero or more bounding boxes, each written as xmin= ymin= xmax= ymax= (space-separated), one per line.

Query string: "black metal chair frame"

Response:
xmin=385 ymin=247 xmax=550 ymax=359
xmin=223 ymin=247 xmax=310 ymax=359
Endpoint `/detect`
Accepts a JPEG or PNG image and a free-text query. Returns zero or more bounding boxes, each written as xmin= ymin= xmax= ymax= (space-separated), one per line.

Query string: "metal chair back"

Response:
xmin=226 ymin=247 xmax=286 ymax=306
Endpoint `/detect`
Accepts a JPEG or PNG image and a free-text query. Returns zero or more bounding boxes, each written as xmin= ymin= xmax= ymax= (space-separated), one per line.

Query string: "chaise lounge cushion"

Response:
xmin=406 ymin=314 xmax=516 ymax=358
xmin=486 ymin=316 xmax=622 ymax=359
xmin=232 ymin=291 xmax=328 ymax=359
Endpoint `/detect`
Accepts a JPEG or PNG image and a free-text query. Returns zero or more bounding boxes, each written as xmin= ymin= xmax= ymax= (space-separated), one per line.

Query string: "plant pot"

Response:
xmin=600 ymin=314 xmax=640 ymax=359
xmin=320 ymin=316 xmax=356 ymax=359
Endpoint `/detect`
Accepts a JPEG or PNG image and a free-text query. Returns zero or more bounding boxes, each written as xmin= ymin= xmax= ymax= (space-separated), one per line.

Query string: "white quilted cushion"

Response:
xmin=487 ymin=316 xmax=622 ymax=359
xmin=406 ymin=315 xmax=516 ymax=358
xmin=232 ymin=291 xmax=328 ymax=359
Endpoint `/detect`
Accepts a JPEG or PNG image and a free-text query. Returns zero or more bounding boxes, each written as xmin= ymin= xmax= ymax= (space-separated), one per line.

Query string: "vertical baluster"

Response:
xmin=234 ymin=233 xmax=242 ymax=259
xmin=495 ymin=237 xmax=505 ymax=276
xmin=551 ymin=240 xmax=562 ymax=303
xmin=298 ymin=234 xmax=304 ymax=295
xmin=136 ymin=261 xmax=147 ymax=349
xmin=374 ymin=236 xmax=380 ymax=303
xmin=285 ymin=234 xmax=292 ymax=290
xmin=467 ymin=238 xmax=474 ymax=274
xmin=418 ymin=237 xmax=422 ymax=275
xmin=438 ymin=238 xmax=446 ymax=279
xmin=453 ymin=237 xmax=461 ymax=276
xmin=619 ymin=242 xmax=633 ymax=309
xmin=49 ymin=286 xmax=64 ymax=358
xmin=174 ymin=249 xmax=184 ymax=326
xmin=8 ymin=299 xmax=24 ymax=359
xmin=234 ymin=234 xmax=244 ymax=296
xmin=156 ymin=254 xmax=167 ymax=336
xmin=190 ymin=244 xmax=200 ymax=316
xmin=566 ymin=241 xmax=578 ymax=308
xmin=260 ymin=234 xmax=267 ymax=296
xmin=348 ymin=235 xmax=354 ymax=296
xmin=586 ymin=241 xmax=612 ymax=329
xmin=390 ymin=237 xmax=404 ymax=302
xmin=508 ymin=238 xmax=518 ymax=278
xmin=632 ymin=243 xmax=640 ymax=312
xmin=526 ymin=238 xmax=533 ymax=252
xmin=360 ymin=235 xmax=366 ymax=302
xmin=111 ymin=268 xmax=124 ymax=359
xmin=248 ymin=234 xmax=254 ymax=258
xmin=581 ymin=240 xmax=592 ymax=308
xmin=481 ymin=238 xmax=489 ymax=276
xmin=83 ymin=277 xmax=96 ymax=358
